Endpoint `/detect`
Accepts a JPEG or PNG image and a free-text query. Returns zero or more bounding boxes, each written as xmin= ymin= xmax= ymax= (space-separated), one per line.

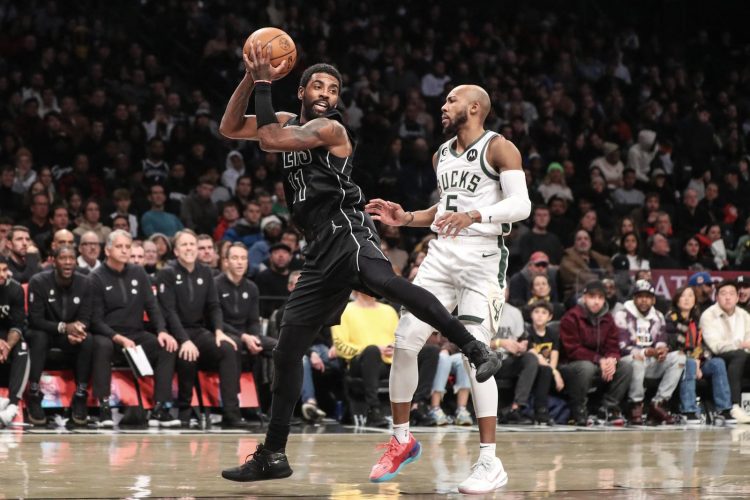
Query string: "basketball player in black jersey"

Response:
xmin=219 ymin=41 xmax=500 ymax=482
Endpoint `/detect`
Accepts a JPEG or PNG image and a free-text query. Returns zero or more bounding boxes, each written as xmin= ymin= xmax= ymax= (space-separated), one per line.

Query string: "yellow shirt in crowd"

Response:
xmin=332 ymin=301 xmax=399 ymax=364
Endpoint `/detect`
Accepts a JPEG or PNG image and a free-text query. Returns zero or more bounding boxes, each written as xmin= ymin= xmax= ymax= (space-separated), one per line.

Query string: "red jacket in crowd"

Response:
xmin=560 ymin=302 xmax=621 ymax=364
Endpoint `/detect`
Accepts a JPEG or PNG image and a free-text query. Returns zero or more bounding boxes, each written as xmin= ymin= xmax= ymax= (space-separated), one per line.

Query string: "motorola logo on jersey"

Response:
xmin=283 ymin=150 xmax=312 ymax=168
xmin=466 ymin=149 xmax=478 ymax=162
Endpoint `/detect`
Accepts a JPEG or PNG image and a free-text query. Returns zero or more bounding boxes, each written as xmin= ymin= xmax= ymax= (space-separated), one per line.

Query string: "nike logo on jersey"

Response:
xmin=482 ymin=252 xmax=498 ymax=258
xmin=331 ymin=220 xmax=342 ymax=234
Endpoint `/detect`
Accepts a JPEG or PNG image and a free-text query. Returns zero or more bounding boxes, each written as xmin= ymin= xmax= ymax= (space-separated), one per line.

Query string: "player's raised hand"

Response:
xmin=246 ymin=41 xmax=288 ymax=82
xmin=366 ymin=198 xmax=406 ymax=226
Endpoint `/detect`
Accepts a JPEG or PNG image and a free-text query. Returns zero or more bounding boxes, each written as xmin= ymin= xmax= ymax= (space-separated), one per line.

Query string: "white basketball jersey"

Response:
xmin=431 ymin=130 xmax=511 ymax=237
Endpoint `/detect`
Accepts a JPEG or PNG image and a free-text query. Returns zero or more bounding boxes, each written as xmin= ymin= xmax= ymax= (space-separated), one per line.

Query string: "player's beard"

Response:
xmin=443 ymin=109 xmax=468 ymax=135
xmin=302 ymin=95 xmax=330 ymax=120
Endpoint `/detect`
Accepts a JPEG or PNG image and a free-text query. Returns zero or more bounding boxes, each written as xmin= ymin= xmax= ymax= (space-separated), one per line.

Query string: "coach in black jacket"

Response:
xmin=26 ymin=245 xmax=93 ymax=426
xmin=89 ymin=230 xmax=180 ymax=428
xmin=0 ymin=255 xmax=28 ymax=427
xmin=156 ymin=230 xmax=244 ymax=427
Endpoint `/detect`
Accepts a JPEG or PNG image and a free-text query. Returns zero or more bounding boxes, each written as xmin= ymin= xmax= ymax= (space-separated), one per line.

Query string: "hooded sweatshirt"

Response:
xmin=560 ymin=299 xmax=620 ymax=363
xmin=627 ymin=130 xmax=657 ymax=183
xmin=614 ymin=299 xmax=667 ymax=357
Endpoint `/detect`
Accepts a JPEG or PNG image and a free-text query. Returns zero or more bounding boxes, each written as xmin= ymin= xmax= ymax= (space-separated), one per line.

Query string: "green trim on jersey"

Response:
xmin=479 ymin=134 xmax=500 ymax=181
xmin=448 ymin=130 xmax=491 ymax=158
xmin=457 ymin=314 xmax=485 ymax=324
xmin=497 ymin=235 xmax=510 ymax=289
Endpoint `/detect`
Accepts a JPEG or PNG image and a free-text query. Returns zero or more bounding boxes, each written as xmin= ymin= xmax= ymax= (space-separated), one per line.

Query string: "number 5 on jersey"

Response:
xmin=445 ymin=194 xmax=458 ymax=212
xmin=288 ymin=169 xmax=307 ymax=202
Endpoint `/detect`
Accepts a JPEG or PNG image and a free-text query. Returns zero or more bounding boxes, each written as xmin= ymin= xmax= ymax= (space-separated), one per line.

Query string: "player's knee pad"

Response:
xmin=389 ymin=347 xmax=419 ymax=403
xmin=394 ymin=312 xmax=434 ymax=352
xmin=463 ymin=357 xmax=498 ymax=419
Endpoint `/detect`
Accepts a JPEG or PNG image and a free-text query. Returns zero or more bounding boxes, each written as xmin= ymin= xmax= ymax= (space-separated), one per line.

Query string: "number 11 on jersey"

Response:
xmin=288 ymin=169 xmax=307 ymax=202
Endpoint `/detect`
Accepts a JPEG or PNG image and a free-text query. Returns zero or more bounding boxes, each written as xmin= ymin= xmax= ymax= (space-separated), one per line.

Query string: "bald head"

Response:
xmin=442 ymin=85 xmax=492 ymax=134
xmin=51 ymin=229 xmax=75 ymax=252
xmin=454 ymin=85 xmax=491 ymax=121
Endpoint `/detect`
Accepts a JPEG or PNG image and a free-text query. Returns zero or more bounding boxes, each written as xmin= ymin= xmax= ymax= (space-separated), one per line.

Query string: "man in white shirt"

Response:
xmin=699 ymin=280 xmax=750 ymax=423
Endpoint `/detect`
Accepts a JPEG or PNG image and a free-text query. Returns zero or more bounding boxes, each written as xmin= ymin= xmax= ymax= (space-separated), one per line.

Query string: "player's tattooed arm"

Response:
xmin=256 ymin=118 xmax=351 ymax=154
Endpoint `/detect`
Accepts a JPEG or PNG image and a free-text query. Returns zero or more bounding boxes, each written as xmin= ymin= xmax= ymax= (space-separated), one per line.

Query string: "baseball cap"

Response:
xmin=603 ymin=142 xmax=619 ymax=155
xmin=650 ymin=168 xmax=666 ymax=179
xmin=260 ymin=215 xmax=283 ymax=231
xmin=582 ymin=280 xmax=606 ymax=296
xmin=547 ymin=162 xmax=564 ymax=174
xmin=633 ymin=279 xmax=655 ymax=296
xmin=529 ymin=251 xmax=549 ymax=265
xmin=688 ymin=271 xmax=713 ymax=287
xmin=737 ymin=275 xmax=749 ymax=288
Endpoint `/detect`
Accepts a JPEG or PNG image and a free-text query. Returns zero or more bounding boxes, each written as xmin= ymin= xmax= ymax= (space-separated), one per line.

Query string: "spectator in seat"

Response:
xmin=559 ymin=280 xmax=633 ymax=426
xmin=537 ymin=162 xmax=574 ymax=204
xmin=110 ymin=189 xmax=138 ymax=238
xmin=627 ymin=129 xmax=657 ymax=184
xmin=522 ymin=274 xmax=565 ymax=321
xmin=34 ymin=203 xmax=72 ymax=259
xmin=181 ymin=176 xmax=219 ymax=236
xmin=681 ymin=236 xmax=716 ymax=270
xmin=213 ymin=200 xmax=241 ymax=241
xmin=73 ymin=199 xmax=111 ymax=244
xmin=518 ymin=205 xmax=563 ymax=265
xmin=25 ymin=245 xmax=93 ymax=427
xmin=559 ymin=229 xmax=612 ymax=301
xmin=196 ymin=234 xmax=220 ymax=276
xmin=688 ymin=271 xmax=715 ymax=314
xmin=647 ymin=233 xmax=680 ymax=269
xmin=728 ymin=216 xmax=750 ymax=269
xmin=612 ymin=231 xmax=650 ymax=271
xmin=699 ymin=280 xmax=750 ymax=423
xmin=223 ymin=200 xmax=263 ymax=248
xmin=89 ymin=230 xmax=180 ymax=428
xmin=738 ymin=276 xmax=750 ymax=313
xmin=76 ymin=231 xmax=101 ymax=274
xmin=547 ymin=195 xmax=576 ymax=248
xmin=508 ymin=251 xmax=559 ymax=307
xmin=21 ymin=192 xmax=51 ymax=240
xmin=428 ymin=333 xmax=474 ymax=426
xmin=590 ymin=142 xmax=624 ymax=189
xmin=524 ymin=301 xmax=563 ymax=425
xmin=615 ymin=280 xmax=683 ymax=425
xmin=665 ymin=285 xmax=733 ymax=424
xmin=611 ymin=168 xmax=645 ymax=214
xmin=675 ymin=188 xmax=711 ymax=241
xmin=141 ymin=184 xmax=184 ymax=238
xmin=254 ymin=243 xmax=292 ymax=318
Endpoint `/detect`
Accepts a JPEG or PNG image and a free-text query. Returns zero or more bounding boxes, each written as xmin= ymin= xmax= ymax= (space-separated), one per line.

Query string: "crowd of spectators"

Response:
xmin=2 ymin=0 xmax=750 ymax=427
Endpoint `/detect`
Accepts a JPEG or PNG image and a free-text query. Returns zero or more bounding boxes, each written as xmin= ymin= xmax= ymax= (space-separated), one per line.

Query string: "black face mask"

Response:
xmin=384 ymin=237 xmax=399 ymax=248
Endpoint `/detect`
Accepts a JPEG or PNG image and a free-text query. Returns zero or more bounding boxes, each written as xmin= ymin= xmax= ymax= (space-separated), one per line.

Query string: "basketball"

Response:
xmin=244 ymin=27 xmax=297 ymax=80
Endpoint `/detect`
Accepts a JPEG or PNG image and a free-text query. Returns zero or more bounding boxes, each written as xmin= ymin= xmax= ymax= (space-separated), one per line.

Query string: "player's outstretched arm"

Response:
xmin=366 ymin=199 xmax=438 ymax=228
xmin=219 ymin=52 xmax=294 ymax=140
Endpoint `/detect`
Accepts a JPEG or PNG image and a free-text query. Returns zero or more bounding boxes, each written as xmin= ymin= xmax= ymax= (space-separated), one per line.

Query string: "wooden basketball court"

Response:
xmin=2 ymin=424 xmax=750 ymax=498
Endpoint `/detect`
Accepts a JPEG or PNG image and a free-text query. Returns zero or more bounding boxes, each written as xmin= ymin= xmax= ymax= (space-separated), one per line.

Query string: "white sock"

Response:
xmin=393 ymin=422 xmax=410 ymax=444
xmin=479 ymin=443 xmax=496 ymax=460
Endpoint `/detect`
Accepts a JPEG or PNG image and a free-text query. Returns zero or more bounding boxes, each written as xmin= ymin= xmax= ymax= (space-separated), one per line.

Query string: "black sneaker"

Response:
xmin=98 ymin=400 xmax=114 ymax=428
xmin=179 ymin=407 xmax=196 ymax=428
xmin=569 ymin=406 xmax=589 ymax=427
xmin=26 ymin=390 xmax=47 ymax=426
xmin=719 ymin=409 xmax=737 ymax=424
xmin=682 ymin=412 xmax=702 ymax=425
xmin=410 ymin=402 xmax=437 ymax=426
xmin=221 ymin=444 xmax=293 ymax=482
xmin=535 ymin=407 xmax=555 ymax=426
xmin=462 ymin=340 xmax=501 ymax=383
xmin=506 ymin=408 xmax=533 ymax=425
xmin=149 ymin=402 xmax=181 ymax=428
xmin=71 ymin=391 xmax=88 ymax=426
xmin=222 ymin=408 xmax=251 ymax=429
xmin=366 ymin=406 xmax=389 ymax=428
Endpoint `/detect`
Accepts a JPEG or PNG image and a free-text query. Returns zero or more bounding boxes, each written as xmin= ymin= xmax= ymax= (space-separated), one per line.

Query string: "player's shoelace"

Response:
xmin=467 ymin=456 xmax=494 ymax=479
xmin=374 ymin=438 xmax=403 ymax=467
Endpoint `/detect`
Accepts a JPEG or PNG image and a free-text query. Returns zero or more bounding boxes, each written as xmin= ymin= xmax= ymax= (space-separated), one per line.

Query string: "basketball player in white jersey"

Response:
xmin=365 ymin=85 xmax=530 ymax=493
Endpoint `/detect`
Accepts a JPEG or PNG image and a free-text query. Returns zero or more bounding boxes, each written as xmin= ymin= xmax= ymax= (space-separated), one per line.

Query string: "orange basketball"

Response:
xmin=244 ymin=27 xmax=297 ymax=81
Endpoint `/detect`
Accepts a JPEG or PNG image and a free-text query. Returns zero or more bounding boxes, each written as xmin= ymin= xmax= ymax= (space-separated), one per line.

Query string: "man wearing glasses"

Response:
xmin=77 ymin=231 xmax=101 ymax=274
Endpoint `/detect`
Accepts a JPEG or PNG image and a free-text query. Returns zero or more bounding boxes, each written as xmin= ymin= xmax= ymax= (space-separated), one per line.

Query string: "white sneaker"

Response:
xmin=458 ymin=455 xmax=508 ymax=494
xmin=0 ymin=397 xmax=9 ymax=412
xmin=0 ymin=403 xmax=19 ymax=427
xmin=731 ymin=405 xmax=750 ymax=424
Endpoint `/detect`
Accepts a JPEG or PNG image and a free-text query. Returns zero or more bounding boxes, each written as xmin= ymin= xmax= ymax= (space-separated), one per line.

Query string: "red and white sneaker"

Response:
xmin=458 ymin=455 xmax=508 ymax=494
xmin=369 ymin=433 xmax=422 ymax=483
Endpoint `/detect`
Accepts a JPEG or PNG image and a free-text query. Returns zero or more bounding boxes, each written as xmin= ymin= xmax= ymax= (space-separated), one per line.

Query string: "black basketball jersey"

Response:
xmin=281 ymin=110 xmax=363 ymax=236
